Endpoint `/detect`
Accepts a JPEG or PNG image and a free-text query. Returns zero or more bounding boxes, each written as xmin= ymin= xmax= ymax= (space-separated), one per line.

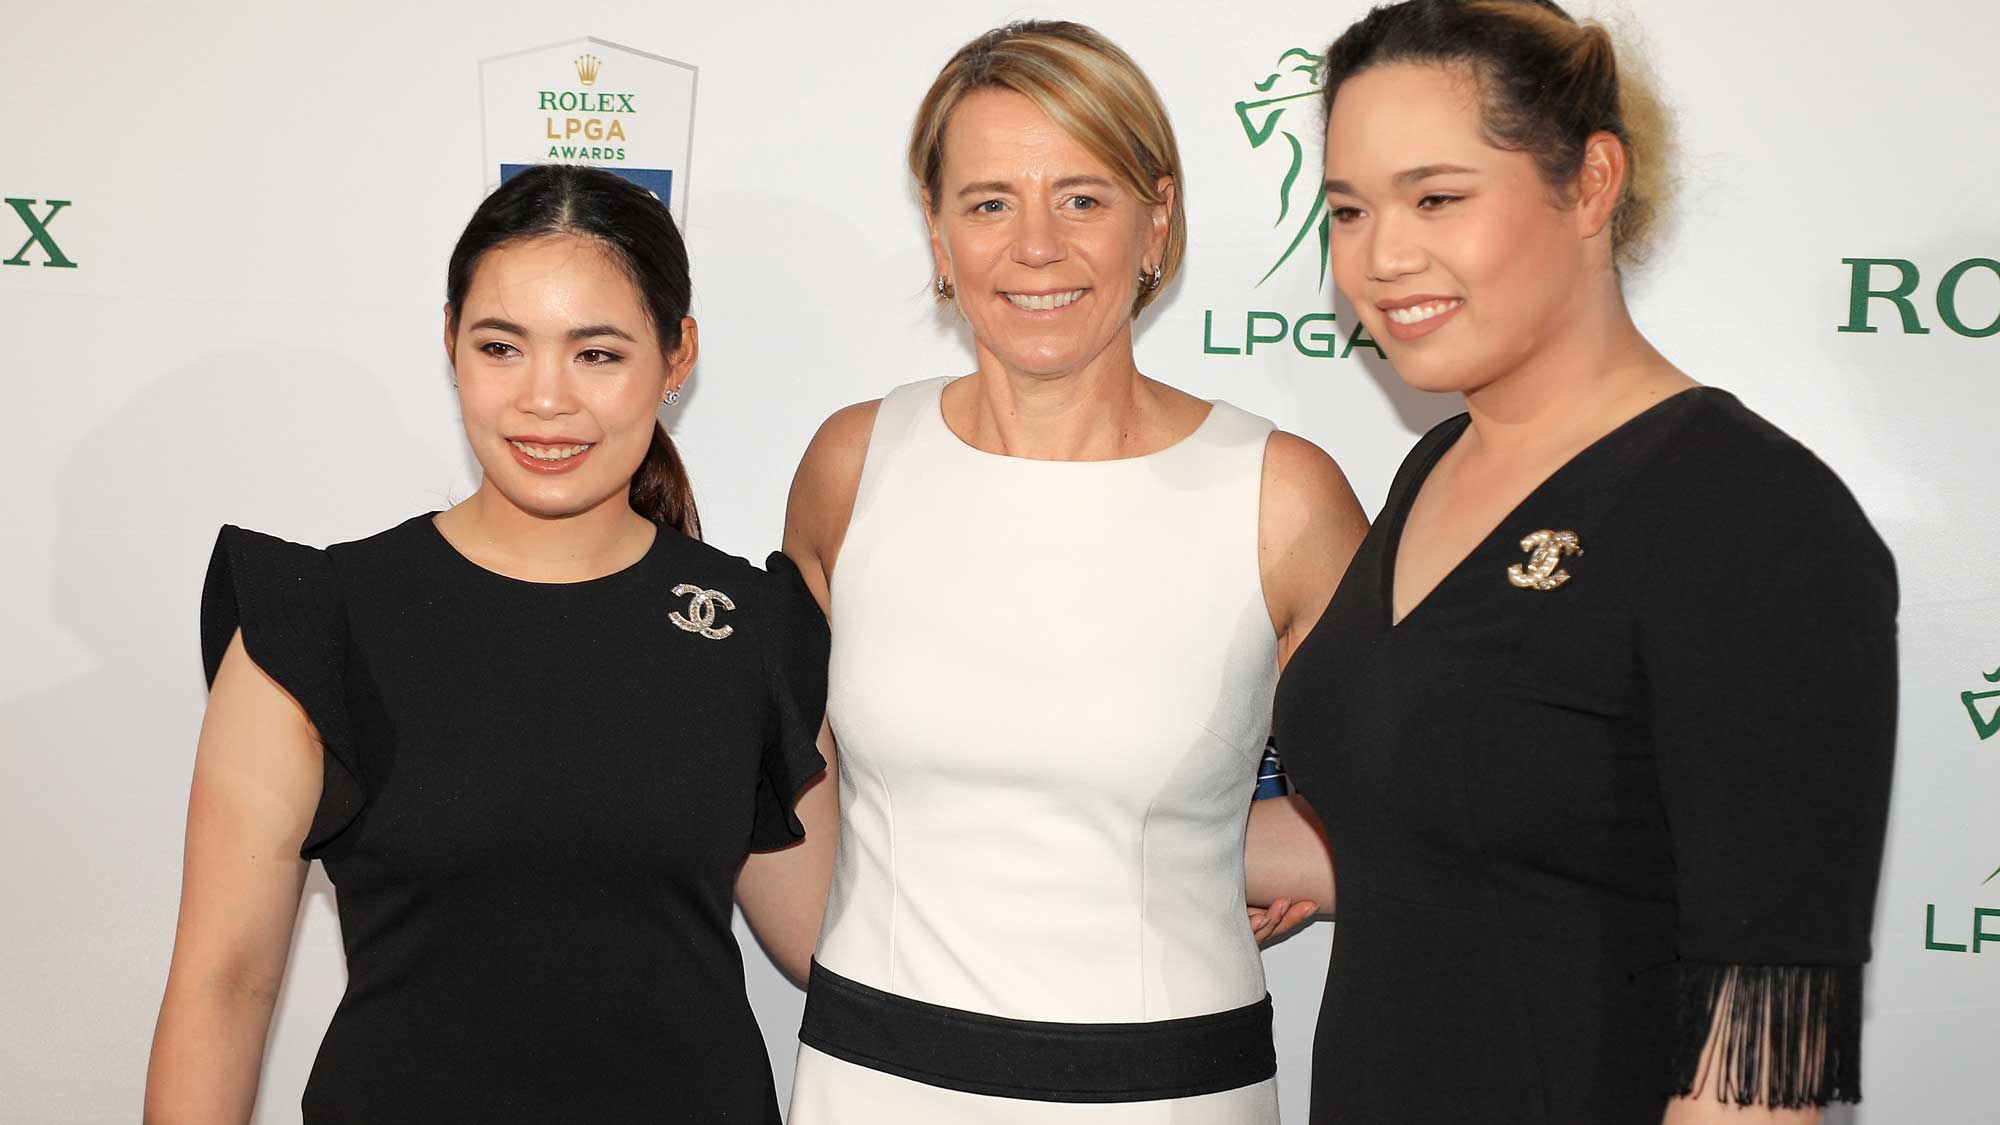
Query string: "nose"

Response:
xmin=1365 ymin=207 xmax=1427 ymax=283
xmin=1010 ymin=203 xmax=1066 ymax=268
xmin=516 ymin=348 xmax=578 ymax=421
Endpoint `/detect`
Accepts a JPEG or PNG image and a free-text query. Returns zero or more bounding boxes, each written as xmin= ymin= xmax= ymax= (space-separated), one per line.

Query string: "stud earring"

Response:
xmin=663 ymin=388 xmax=681 ymax=406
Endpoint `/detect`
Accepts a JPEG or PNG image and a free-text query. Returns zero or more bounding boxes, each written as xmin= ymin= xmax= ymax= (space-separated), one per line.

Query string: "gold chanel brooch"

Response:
xmin=670 ymin=584 xmax=736 ymax=639
xmin=1507 ymin=530 xmax=1582 ymax=591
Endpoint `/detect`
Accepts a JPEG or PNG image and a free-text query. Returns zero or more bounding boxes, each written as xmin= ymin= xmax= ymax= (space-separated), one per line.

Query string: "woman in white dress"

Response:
xmin=783 ymin=21 xmax=1361 ymax=1123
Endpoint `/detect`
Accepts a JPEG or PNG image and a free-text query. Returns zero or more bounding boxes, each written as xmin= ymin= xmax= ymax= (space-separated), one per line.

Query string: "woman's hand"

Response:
xmin=1248 ymin=898 xmax=1319 ymax=945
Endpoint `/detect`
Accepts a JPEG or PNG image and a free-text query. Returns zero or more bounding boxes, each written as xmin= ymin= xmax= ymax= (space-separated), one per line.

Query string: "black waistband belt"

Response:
xmin=799 ymin=960 xmax=1276 ymax=1103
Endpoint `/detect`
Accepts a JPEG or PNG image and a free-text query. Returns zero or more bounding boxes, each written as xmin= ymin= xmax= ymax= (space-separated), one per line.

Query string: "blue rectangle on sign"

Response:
xmin=499 ymin=164 xmax=673 ymax=208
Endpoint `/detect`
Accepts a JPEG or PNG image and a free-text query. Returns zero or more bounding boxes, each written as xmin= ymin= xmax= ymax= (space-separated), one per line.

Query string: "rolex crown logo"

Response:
xmin=574 ymin=53 xmax=602 ymax=86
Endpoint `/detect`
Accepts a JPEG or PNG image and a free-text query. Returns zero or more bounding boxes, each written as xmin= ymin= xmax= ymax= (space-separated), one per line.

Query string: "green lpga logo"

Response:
xmin=1201 ymin=48 xmax=1382 ymax=362
xmin=1921 ymin=666 xmax=2000 ymax=954
xmin=4 ymin=197 xmax=75 ymax=268
xmin=1962 ymin=665 xmax=2000 ymax=741
xmin=1921 ymin=859 xmax=2000 ymax=956
xmin=1236 ymin=47 xmax=1330 ymax=288
xmin=1925 ymin=884 xmax=2000 ymax=954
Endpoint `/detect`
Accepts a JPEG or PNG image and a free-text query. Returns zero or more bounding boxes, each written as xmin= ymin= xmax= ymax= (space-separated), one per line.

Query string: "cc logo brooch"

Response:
xmin=670 ymin=584 xmax=736 ymax=640
xmin=1506 ymin=530 xmax=1583 ymax=591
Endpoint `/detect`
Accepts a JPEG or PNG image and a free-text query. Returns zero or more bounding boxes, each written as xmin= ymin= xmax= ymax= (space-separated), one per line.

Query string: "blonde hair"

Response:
xmin=908 ymin=21 xmax=1187 ymax=314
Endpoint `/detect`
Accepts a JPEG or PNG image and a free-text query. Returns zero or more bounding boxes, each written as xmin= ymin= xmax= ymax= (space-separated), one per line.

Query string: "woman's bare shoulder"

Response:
xmin=784 ymin=400 xmax=883 ymax=584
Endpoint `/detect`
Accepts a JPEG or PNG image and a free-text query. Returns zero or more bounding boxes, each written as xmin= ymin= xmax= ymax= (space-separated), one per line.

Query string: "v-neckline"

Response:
xmin=1381 ymin=387 xmax=1713 ymax=631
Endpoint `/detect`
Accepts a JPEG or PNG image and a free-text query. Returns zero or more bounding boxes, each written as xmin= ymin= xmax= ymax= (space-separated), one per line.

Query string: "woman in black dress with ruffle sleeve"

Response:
xmin=143 ymin=166 xmax=835 ymax=1123
xmin=1257 ymin=3 xmax=1898 ymax=1122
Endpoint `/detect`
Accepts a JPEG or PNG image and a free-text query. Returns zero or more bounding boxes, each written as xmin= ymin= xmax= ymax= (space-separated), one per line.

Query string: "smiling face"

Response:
xmin=927 ymin=88 xmax=1170 ymax=380
xmin=446 ymin=233 xmax=693 ymax=520
xmin=1322 ymin=62 xmax=1606 ymax=395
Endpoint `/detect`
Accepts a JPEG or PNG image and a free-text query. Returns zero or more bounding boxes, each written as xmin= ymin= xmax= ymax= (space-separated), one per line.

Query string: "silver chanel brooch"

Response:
xmin=670 ymin=584 xmax=736 ymax=639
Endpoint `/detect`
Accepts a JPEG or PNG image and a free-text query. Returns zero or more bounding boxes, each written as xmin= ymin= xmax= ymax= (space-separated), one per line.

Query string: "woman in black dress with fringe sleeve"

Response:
xmin=1262 ymin=3 xmax=1897 ymax=1122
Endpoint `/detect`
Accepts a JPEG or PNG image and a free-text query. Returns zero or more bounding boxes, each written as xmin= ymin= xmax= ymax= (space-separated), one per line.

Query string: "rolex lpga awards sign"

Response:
xmin=480 ymin=37 xmax=698 ymax=225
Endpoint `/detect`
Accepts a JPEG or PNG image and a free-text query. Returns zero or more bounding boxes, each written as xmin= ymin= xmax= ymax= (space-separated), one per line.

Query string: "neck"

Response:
xmin=1458 ymin=284 xmax=1689 ymax=464
xmin=959 ymin=325 xmax=1153 ymax=460
xmin=442 ymin=485 xmax=654 ymax=582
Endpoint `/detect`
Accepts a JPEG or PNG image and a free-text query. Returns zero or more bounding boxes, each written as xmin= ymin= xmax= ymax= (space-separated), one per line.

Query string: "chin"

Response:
xmin=1377 ymin=347 xmax=1492 ymax=396
xmin=999 ymin=339 xmax=1104 ymax=379
xmin=488 ymin=476 xmax=625 ymax=521
xmin=1394 ymin=368 xmax=1479 ymax=395
xmin=1377 ymin=356 xmax=1452 ymax=394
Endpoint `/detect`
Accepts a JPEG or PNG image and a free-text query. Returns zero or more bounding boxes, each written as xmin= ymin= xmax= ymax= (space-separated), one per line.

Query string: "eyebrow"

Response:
xmin=1323 ymin=163 xmax=1480 ymax=196
xmin=565 ymin=323 xmax=637 ymax=343
xmin=467 ymin=316 xmax=636 ymax=343
xmin=955 ymin=174 xmax=1118 ymax=197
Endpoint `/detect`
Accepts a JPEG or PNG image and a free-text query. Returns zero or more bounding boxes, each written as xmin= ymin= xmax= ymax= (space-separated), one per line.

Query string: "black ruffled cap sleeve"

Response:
xmin=201 ymin=525 xmax=364 ymax=858
xmin=1637 ymin=429 xmax=1897 ymax=1107
xmin=747 ymin=551 xmax=830 ymax=851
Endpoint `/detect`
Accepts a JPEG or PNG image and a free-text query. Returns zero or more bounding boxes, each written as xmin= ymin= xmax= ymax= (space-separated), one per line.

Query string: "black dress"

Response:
xmin=199 ymin=513 xmax=828 ymax=1124
xmin=1273 ymin=389 xmax=1897 ymax=1124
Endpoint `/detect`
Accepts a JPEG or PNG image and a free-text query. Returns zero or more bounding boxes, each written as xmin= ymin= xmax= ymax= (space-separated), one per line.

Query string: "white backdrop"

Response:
xmin=3 ymin=1 xmax=1995 ymax=1121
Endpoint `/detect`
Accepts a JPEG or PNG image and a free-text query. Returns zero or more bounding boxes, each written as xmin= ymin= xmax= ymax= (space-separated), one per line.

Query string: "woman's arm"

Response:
xmin=145 ymin=632 xmax=321 ymax=1124
xmin=1656 ymin=1096 xmax=1816 ymax=1112
xmin=1666 ymin=1003 xmax=1824 ymax=1123
xmin=1664 ymin=1085 xmax=1821 ymax=1124
xmin=1258 ymin=430 xmax=1369 ymax=672
xmin=1638 ymin=434 xmax=1896 ymax=1120
xmin=733 ymin=402 xmax=877 ymax=984
xmin=735 ymin=725 xmax=838 ymax=986
xmin=1243 ymin=431 xmax=1368 ymax=935
xmin=1246 ymin=794 xmax=1335 ymax=919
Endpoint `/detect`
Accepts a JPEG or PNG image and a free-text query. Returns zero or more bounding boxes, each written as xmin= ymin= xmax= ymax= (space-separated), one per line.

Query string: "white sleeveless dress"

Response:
xmin=789 ymin=377 xmax=1281 ymax=1123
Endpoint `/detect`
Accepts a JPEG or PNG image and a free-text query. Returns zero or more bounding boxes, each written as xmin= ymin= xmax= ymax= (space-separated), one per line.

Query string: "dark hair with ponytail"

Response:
xmin=445 ymin=164 xmax=701 ymax=538
xmin=1320 ymin=0 xmax=1674 ymax=267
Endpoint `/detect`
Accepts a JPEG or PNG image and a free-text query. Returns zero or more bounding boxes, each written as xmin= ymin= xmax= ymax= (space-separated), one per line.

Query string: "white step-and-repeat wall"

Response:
xmin=3 ymin=1 xmax=1993 ymax=1121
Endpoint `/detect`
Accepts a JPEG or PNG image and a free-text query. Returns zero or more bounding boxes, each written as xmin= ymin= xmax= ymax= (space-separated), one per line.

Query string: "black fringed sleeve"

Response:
xmin=1637 ymin=434 xmax=1899 ymax=1107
